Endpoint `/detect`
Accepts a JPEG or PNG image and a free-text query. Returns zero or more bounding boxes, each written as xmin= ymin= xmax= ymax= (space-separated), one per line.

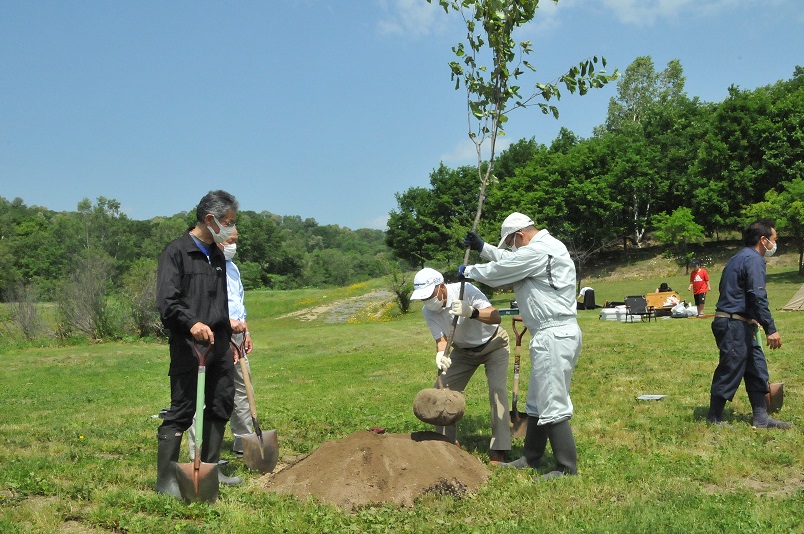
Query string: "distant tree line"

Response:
xmin=0 ymin=197 xmax=393 ymax=339
xmin=386 ymin=58 xmax=804 ymax=282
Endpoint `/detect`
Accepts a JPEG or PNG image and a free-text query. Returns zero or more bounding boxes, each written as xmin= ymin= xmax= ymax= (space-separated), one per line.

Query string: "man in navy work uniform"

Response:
xmin=707 ymin=219 xmax=791 ymax=429
xmin=155 ymin=190 xmax=244 ymax=497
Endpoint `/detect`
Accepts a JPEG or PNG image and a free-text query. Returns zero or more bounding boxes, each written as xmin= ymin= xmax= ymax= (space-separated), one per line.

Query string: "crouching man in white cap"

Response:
xmin=411 ymin=267 xmax=512 ymax=463
xmin=461 ymin=212 xmax=582 ymax=479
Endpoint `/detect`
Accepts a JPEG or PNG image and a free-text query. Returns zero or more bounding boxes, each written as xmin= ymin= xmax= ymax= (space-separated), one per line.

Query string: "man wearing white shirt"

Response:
xmin=410 ymin=267 xmax=512 ymax=463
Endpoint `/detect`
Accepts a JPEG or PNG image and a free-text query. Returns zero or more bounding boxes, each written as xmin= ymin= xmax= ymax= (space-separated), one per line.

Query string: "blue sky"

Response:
xmin=2 ymin=0 xmax=801 ymax=230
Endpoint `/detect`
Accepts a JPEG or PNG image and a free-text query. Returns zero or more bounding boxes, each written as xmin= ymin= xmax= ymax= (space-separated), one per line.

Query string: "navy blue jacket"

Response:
xmin=714 ymin=247 xmax=776 ymax=335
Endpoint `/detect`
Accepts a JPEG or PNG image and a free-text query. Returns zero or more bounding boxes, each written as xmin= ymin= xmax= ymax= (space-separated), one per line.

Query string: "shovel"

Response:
xmin=174 ymin=341 xmax=219 ymax=503
xmin=755 ymin=329 xmax=785 ymax=413
xmin=412 ymin=156 xmax=487 ymax=430
xmin=510 ymin=317 xmax=529 ymax=437
xmin=233 ymin=340 xmax=279 ymax=473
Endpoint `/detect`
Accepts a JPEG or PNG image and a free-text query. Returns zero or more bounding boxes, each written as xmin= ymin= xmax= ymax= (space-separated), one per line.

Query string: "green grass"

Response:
xmin=1 ymin=265 xmax=802 ymax=532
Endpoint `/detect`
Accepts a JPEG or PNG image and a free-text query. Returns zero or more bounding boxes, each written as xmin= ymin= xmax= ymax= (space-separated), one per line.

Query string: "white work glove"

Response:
xmin=435 ymin=350 xmax=452 ymax=373
xmin=449 ymin=299 xmax=474 ymax=318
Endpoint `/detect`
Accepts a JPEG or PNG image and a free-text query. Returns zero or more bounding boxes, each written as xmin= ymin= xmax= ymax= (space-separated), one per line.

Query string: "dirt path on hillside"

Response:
xmin=277 ymin=290 xmax=394 ymax=323
xmin=261 ymin=430 xmax=490 ymax=510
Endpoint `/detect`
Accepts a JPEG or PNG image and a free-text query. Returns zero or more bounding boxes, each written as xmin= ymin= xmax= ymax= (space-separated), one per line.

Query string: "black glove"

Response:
xmin=457 ymin=264 xmax=467 ymax=281
xmin=464 ymin=231 xmax=485 ymax=252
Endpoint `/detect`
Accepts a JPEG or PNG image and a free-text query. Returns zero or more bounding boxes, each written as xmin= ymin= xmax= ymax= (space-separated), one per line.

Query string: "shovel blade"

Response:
xmin=766 ymin=382 xmax=784 ymax=413
xmin=242 ymin=429 xmax=279 ymax=473
xmin=174 ymin=461 xmax=219 ymax=503
xmin=510 ymin=411 xmax=529 ymax=438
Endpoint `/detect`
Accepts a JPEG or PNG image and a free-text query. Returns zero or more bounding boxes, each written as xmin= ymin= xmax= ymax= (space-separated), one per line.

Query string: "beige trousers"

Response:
xmin=435 ymin=327 xmax=512 ymax=451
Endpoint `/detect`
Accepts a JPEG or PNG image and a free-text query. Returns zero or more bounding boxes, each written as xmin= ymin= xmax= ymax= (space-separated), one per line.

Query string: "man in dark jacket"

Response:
xmin=707 ymin=219 xmax=791 ymax=429
xmin=155 ymin=190 xmax=244 ymax=497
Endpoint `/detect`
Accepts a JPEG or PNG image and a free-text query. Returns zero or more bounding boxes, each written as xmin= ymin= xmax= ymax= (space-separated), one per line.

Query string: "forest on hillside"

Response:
xmin=387 ymin=58 xmax=804 ymax=281
xmin=0 ymin=197 xmax=394 ymax=340
xmin=0 ymin=199 xmax=391 ymax=299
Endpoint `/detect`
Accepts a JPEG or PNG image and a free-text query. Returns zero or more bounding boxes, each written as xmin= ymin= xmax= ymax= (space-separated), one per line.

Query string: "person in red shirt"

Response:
xmin=688 ymin=261 xmax=711 ymax=317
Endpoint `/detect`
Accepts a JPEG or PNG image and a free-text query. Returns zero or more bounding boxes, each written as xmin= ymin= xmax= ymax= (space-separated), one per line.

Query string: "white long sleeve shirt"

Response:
xmin=464 ymin=229 xmax=577 ymax=332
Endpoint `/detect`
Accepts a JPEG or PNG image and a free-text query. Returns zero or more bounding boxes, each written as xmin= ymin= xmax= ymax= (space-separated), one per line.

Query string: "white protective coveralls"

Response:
xmin=464 ymin=229 xmax=581 ymax=425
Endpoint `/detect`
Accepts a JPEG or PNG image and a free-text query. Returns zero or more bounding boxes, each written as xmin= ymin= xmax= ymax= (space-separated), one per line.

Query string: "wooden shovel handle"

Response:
xmin=511 ymin=316 xmax=528 ymax=400
xmin=232 ymin=341 xmax=259 ymax=424
xmin=512 ymin=316 xmax=527 ymax=346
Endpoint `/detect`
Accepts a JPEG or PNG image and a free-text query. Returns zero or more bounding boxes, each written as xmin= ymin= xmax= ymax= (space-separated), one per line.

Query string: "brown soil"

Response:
xmin=412 ymin=386 xmax=466 ymax=426
xmin=261 ymin=430 xmax=491 ymax=510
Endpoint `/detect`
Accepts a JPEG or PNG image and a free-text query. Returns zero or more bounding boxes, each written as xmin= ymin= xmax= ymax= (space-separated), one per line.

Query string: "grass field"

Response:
xmin=1 ymin=260 xmax=802 ymax=532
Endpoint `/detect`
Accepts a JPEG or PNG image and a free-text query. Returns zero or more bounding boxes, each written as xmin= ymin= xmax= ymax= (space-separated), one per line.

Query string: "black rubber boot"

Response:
xmin=499 ymin=416 xmax=547 ymax=469
xmin=706 ymin=394 xmax=727 ymax=425
xmin=202 ymin=418 xmax=243 ymax=486
xmin=749 ymin=391 xmax=792 ymax=429
xmin=156 ymin=427 xmax=183 ymax=498
xmin=542 ymin=419 xmax=577 ymax=479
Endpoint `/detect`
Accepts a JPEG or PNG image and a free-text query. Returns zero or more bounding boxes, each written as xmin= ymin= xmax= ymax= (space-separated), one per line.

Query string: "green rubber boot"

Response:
xmin=156 ymin=428 xmax=183 ymax=498
xmin=541 ymin=419 xmax=577 ymax=479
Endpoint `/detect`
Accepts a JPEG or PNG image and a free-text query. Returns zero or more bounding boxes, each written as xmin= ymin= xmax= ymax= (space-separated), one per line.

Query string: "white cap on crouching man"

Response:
xmin=411 ymin=267 xmax=444 ymax=300
xmin=498 ymin=212 xmax=535 ymax=248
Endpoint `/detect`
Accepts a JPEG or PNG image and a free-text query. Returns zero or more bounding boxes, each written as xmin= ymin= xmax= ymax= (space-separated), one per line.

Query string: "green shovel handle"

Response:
xmin=191 ymin=342 xmax=212 ymax=462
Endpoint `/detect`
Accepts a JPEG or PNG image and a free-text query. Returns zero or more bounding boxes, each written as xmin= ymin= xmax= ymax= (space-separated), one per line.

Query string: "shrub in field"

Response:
xmin=9 ymin=282 xmax=47 ymax=341
xmin=387 ymin=264 xmax=413 ymax=314
xmin=56 ymin=250 xmax=116 ymax=340
xmin=120 ymin=258 xmax=164 ymax=338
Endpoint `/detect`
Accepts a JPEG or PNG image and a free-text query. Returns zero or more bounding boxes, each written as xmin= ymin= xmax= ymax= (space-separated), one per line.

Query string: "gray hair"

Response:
xmin=195 ymin=190 xmax=239 ymax=223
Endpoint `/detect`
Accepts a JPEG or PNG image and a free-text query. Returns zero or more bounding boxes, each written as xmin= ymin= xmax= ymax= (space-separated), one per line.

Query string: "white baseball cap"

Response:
xmin=498 ymin=212 xmax=535 ymax=248
xmin=411 ymin=268 xmax=444 ymax=300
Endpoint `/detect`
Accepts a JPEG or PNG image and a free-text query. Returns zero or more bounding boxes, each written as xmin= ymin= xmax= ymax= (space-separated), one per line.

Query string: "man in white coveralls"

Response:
xmin=461 ymin=212 xmax=581 ymax=479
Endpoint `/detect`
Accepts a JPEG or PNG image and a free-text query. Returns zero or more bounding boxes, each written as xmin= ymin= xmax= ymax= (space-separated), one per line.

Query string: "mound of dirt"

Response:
xmin=262 ymin=431 xmax=491 ymax=510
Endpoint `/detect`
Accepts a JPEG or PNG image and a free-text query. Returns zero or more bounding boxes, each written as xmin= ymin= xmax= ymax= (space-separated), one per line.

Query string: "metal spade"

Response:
xmin=174 ymin=341 xmax=219 ymax=503
xmin=233 ymin=341 xmax=279 ymax=473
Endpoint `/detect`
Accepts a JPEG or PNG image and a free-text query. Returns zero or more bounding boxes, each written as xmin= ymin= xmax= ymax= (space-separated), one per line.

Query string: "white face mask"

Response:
xmin=208 ymin=215 xmax=235 ymax=244
xmin=763 ymin=237 xmax=777 ymax=257
xmin=423 ymin=287 xmax=445 ymax=311
xmin=223 ymin=243 xmax=237 ymax=261
xmin=507 ymin=232 xmax=519 ymax=252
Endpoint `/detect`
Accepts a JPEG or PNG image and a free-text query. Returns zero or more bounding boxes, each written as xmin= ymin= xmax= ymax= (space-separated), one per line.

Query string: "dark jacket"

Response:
xmin=714 ymin=247 xmax=776 ymax=335
xmin=157 ymin=232 xmax=232 ymax=375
